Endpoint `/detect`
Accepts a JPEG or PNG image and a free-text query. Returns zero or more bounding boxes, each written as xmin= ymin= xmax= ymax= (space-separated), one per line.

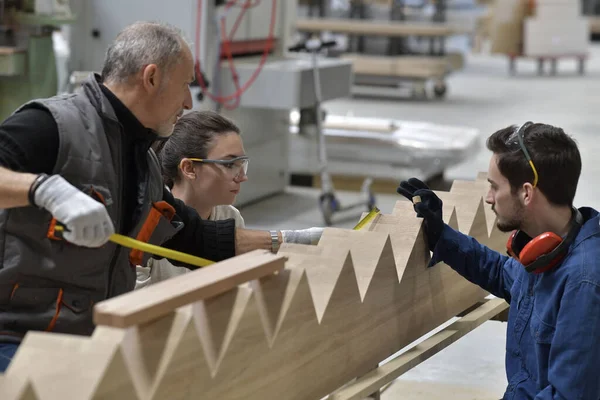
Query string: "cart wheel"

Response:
xmin=411 ymin=82 xmax=427 ymax=99
xmin=319 ymin=193 xmax=338 ymax=226
xmin=550 ymin=59 xmax=557 ymax=76
xmin=578 ymin=58 xmax=586 ymax=75
xmin=433 ymin=82 xmax=447 ymax=98
xmin=508 ymin=57 xmax=516 ymax=76
xmin=537 ymin=58 xmax=544 ymax=76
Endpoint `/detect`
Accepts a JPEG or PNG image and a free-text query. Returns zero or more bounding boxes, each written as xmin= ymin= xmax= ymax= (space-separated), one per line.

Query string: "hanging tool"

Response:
xmin=288 ymin=37 xmax=376 ymax=226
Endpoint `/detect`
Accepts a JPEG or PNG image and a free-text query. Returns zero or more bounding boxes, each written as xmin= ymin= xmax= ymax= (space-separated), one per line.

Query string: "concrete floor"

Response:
xmin=238 ymin=44 xmax=600 ymax=398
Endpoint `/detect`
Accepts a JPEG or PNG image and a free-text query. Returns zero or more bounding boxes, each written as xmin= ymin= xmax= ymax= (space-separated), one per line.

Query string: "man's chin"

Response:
xmin=156 ymin=124 xmax=175 ymax=138
xmin=496 ymin=221 xmax=520 ymax=233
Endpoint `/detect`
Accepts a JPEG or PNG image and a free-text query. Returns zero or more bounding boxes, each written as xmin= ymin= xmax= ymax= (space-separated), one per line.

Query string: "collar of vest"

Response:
xmin=81 ymin=73 xmax=120 ymax=123
xmin=82 ymin=73 xmax=160 ymax=148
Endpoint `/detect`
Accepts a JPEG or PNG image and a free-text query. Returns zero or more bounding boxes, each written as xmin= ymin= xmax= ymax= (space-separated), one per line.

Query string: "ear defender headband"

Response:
xmin=506 ymin=121 xmax=539 ymax=187
xmin=507 ymin=207 xmax=583 ymax=274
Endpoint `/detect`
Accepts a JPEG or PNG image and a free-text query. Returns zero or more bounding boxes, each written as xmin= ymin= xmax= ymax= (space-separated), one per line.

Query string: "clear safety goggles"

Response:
xmin=188 ymin=156 xmax=249 ymax=179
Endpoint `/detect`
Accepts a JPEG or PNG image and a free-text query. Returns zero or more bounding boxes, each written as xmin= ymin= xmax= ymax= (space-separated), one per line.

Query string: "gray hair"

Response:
xmin=101 ymin=21 xmax=189 ymax=85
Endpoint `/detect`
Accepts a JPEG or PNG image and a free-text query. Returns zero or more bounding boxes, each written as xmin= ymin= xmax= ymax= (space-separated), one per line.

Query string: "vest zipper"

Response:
xmin=105 ymin=124 xmax=125 ymax=299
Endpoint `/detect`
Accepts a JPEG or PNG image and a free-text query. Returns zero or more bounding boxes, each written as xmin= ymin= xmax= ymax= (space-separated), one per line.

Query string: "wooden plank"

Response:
xmin=342 ymin=54 xmax=450 ymax=79
xmin=311 ymin=174 xmax=401 ymax=194
xmin=0 ymin=47 xmax=25 ymax=55
xmin=296 ymin=18 xmax=465 ymax=37
xmin=328 ymin=298 xmax=509 ymax=400
xmin=324 ymin=119 xmax=397 ymax=133
xmin=93 ymin=250 xmax=286 ymax=328
xmin=0 ymin=376 xmax=39 ymax=400
xmin=591 ymin=17 xmax=600 ymax=34
xmin=381 ymin=379 xmax=501 ymax=399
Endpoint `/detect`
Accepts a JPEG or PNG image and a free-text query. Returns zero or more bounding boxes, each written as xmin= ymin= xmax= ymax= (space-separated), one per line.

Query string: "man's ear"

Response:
xmin=179 ymin=159 xmax=196 ymax=180
xmin=521 ymin=182 xmax=534 ymax=206
xmin=141 ymin=64 xmax=161 ymax=93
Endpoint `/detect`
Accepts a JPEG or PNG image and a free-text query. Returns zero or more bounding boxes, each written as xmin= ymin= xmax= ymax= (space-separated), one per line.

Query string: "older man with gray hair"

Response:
xmin=0 ymin=21 xmax=298 ymax=371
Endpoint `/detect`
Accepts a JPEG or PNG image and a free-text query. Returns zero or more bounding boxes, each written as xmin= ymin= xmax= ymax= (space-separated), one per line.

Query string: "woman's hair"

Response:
xmin=156 ymin=111 xmax=240 ymax=188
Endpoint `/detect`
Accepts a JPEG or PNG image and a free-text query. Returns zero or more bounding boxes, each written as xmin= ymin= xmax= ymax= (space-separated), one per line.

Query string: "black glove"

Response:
xmin=396 ymin=178 xmax=444 ymax=251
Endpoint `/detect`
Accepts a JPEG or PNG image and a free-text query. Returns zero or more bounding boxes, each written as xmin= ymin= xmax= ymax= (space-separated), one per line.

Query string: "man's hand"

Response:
xmin=397 ymin=178 xmax=444 ymax=251
xmin=33 ymin=175 xmax=115 ymax=247
xmin=281 ymin=227 xmax=324 ymax=245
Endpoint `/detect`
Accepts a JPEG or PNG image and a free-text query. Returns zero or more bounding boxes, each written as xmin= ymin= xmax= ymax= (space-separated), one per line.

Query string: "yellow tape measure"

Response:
xmin=54 ymin=208 xmax=381 ymax=269
xmin=54 ymin=225 xmax=215 ymax=268
xmin=353 ymin=207 xmax=381 ymax=230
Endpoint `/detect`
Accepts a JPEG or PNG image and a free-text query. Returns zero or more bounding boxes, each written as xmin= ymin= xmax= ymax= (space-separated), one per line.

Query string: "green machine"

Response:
xmin=0 ymin=0 xmax=75 ymax=122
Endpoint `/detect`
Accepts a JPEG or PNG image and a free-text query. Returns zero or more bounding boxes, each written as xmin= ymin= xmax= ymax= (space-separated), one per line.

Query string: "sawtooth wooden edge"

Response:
xmin=93 ymin=249 xmax=286 ymax=328
xmin=449 ymin=178 xmax=511 ymax=251
xmin=0 ymin=174 xmax=499 ymax=400
xmin=0 ymin=375 xmax=38 ymax=400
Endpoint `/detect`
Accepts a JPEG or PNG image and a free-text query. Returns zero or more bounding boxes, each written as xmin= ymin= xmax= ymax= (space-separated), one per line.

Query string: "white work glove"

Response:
xmin=34 ymin=175 xmax=115 ymax=248
xmin=281 ymin=227 xmax=324 ymax=245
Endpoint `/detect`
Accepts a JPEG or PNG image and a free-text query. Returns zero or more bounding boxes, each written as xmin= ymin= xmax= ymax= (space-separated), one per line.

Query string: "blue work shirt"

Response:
xmin=431 ymin=207 xmax=600 ymax=400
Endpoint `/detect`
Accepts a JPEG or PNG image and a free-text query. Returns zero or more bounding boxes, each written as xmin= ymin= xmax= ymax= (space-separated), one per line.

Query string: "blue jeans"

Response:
xmin=0 ymin=342 xmax=19 ymax=372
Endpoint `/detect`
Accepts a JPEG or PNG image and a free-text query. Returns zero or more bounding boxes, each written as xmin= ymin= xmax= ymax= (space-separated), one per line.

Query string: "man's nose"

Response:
xmin=485 ymin=189 xmax=494 ymax=205
xmin=184 ymin=87 xmax=193 ymax=110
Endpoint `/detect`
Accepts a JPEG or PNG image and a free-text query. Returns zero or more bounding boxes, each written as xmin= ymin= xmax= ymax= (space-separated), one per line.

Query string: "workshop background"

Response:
xmin=1 ymin=0 xmax=599 ymax=398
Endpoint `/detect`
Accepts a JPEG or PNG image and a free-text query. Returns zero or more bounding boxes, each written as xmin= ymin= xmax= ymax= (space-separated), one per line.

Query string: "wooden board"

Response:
xmin=0 ymin=174 xmax=503 ymax=400
xmin=382 ymin=379 xmax=501 ymax=399
xmin=591 ymin=17 xmax=600 ymax=34
xmin=0 ymin=47 xmax=26 ymax=55
xmin=342 ymin=54 xmax=450 ymax=79
xmin=296 ymin=18 xmax=466 ymax=37
xmin=94 ymin=250 xmax=286 ymax=328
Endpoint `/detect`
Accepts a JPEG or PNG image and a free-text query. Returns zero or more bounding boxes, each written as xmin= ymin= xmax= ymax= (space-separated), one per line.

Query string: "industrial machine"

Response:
xmin=289 ymin=113 xmax=481 ymax=184
xmin=0 ymin=0 xmax=75 ymax=121
xmin=63 ymin=0 xmax=480 ymax=215
xmin=289 ymin=37 xmax=376 ymax=226
xmin=66 ymin=0 xmax=354 ymax=208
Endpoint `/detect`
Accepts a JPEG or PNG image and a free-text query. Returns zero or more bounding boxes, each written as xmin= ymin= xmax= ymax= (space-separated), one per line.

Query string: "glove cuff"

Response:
xmin=28 ymin=173 xmax=51 ymax=208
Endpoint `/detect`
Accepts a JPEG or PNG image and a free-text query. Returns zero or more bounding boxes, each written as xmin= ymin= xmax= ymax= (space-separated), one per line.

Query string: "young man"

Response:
xmin=0 ymin=21 xmax=321 ymax=371
xmin=397 ymin=122 xmax=600 ymax=399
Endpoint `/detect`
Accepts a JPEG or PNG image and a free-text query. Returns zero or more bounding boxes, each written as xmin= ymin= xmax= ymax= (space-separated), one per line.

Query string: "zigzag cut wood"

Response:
xmin=0 ymin=173 xmax=508 ymax=400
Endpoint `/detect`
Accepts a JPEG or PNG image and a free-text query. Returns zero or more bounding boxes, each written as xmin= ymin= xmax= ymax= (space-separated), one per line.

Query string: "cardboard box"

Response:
xmin=524 ymin=17 xmax=589 ymax=56
xmin=534 ymin=3 xmax=581 ymax=19
xmin=490 ymin=0 xmax=529 ymax=54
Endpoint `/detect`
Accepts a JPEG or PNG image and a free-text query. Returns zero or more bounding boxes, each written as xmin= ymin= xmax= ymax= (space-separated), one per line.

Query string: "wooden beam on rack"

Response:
xmin=327 ymin=297 xmax=509 ymax=400
xmin=296 ymin=18 xmax=466 ymax=37
xmin=343 ymin=54 xmax=450 ymax=79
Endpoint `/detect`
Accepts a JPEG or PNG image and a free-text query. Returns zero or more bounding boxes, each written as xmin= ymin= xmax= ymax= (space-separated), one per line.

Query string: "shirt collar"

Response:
xmin=98 ymin=79 xmax=160 ymax=145
xmin=573 ymin=207 xmax=600 ymax=247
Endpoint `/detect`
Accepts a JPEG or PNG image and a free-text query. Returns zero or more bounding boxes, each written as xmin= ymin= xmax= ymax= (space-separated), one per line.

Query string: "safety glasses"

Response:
xmin=188 ymin=156 xmax=249 ymax=179
xmin=506 ymin=121 xmax=539 ymax=187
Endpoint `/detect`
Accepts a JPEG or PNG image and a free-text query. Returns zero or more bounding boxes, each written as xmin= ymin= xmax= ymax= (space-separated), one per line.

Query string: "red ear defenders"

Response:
xmin=506 ymin=207 xmax=583 ymax=274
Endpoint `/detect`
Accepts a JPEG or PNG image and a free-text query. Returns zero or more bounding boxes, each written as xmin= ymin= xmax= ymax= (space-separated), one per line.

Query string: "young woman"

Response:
xmin=136 ymin=111 xmax=322 ymax=288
